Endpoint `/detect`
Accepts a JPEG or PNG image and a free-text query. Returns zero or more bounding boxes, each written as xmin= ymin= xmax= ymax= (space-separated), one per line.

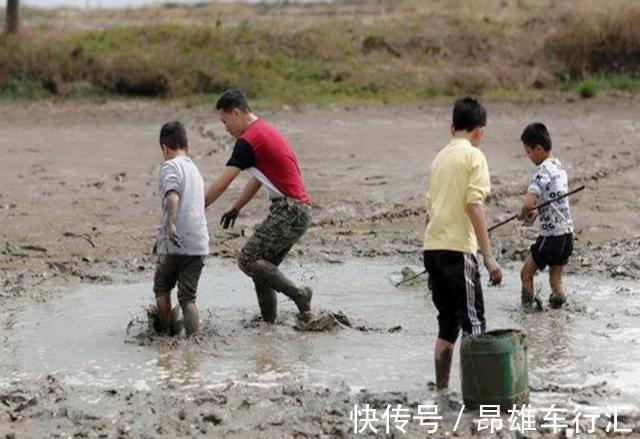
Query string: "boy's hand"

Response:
xmin=221 ymin=208 xmax=239 ymax=229
xmin=152 ymin=239 xmax=159 ymax=263
xmin=484 ymin=255 xmax=503 ymax=286
xmin=522 ymin=211 xmax=538 ymax=226
xmin=165 ymin=222 xmax=181 ymax=247
xmin=518 ymin=193 xmax=538 ymax=221
xmin=517 ymin=208 xmax=533 ymax=221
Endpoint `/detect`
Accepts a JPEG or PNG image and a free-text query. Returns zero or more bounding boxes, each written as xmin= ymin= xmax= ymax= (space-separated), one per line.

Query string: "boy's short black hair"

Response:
xmin=159 ymin=121 xmax=188 ymax=150
xmin=216 ymin=89 xmax=251 ymax=113
xmin=521 ymin=122 xmax=552 ymax=151
xmin=452 ymin=97 xmax=487 ymax=131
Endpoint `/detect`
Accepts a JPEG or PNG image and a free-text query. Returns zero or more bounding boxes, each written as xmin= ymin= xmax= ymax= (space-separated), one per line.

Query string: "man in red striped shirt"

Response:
xmin=205 ymin=89 xmax=313 ymax=323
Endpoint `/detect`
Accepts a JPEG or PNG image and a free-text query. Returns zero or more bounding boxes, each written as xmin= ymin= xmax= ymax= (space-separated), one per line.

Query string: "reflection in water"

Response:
xmin=155 ymin=344 xmax=202 ymax=388
xmin=248 ymin=327 xmax=289 ymax=377
xmin=524 ymin=310 xmax=572 ymax=385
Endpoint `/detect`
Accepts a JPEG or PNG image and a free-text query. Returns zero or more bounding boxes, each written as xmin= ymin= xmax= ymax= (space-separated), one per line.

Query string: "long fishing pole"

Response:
xmin=394 ymin=185 xmax=586 ymax=287
xmin=487 ymin=184 xmax=585 ymax=232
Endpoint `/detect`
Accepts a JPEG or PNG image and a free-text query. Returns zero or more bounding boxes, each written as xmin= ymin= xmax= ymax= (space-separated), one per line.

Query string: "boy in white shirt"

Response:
xmin=153 ymin=121 xmax=209 ymax=336
xmin=518 ymin=122 xmax=574 ymax=310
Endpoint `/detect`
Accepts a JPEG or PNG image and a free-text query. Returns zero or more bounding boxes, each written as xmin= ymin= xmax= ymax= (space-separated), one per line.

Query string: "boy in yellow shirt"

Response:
xmin=423 ymin=97 xmax=503 ymax=395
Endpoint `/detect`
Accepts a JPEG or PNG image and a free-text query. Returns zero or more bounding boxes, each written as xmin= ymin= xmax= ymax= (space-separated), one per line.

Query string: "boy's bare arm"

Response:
xmin=517 ymin=193 xmax=538 ymax=221
xmin=164 ymin=190 xmax=181 ymax=247
xmin=220 ymin=177 xmax=262 ymax=229
xmin=468 ymin=202 xmax=502 ymax=285
xmin=205 ymin=166 xmax=241 ymax=208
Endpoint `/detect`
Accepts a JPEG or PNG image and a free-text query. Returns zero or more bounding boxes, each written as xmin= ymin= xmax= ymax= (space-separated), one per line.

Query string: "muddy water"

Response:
xmin=1 ymin=259 xmax=639 ymax=410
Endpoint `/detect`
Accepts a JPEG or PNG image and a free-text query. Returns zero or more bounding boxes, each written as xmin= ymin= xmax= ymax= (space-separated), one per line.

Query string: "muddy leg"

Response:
xmin=240 ymin=258 xmax=312 ymax=313
xmin=549 ymin=265 xmax=567 ymax=309
xmin=254 ymin=280 xmax=278 ymax=323
xmin=520 ymin=256 xmax=542 ymax=310
xmin=176 ymin=256 xmax=204 ymax=337
xmin=155 ymin=293 xmax=172 ymax=335
xmin=434 ymin=338 xmax=455 ymax=391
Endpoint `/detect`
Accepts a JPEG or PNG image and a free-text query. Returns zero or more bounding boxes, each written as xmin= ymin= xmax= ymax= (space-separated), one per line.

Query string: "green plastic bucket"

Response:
xmin=460 ymin=329 xmax=529 ymax=410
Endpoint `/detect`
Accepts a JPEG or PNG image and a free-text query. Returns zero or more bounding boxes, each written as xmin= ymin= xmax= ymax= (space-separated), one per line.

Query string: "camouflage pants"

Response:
xmin=239 ymin=197 xmax=311 ymax=268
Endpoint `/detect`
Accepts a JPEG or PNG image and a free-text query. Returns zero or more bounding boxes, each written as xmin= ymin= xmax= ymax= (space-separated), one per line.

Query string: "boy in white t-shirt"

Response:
xmin=518 ymin=123 xmax=574 ymax=310
xmin=153 ymin=121 xmax=209 ymax=336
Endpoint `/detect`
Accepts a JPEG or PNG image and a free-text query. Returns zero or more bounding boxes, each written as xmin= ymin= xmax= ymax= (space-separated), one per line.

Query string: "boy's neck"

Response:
xmin=538 ymin=151 xmax=552 ymax=164
xmin=452 ymin=130 xmax=479 ymax=146
xmin=165 ymin=149 xmax=187 ymax=160
xmin=452 ymin=131 xmax=473 ymax=141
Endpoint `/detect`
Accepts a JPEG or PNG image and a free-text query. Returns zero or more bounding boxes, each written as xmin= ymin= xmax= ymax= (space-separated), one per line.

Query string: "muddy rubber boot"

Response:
xmin=549 ymin=293 xmax=567 ymax=309
xmin=254 ymin=281 xmax=278 ymax=323
xmin=254 ymin=264 xmax=312 ymax=314
xmin=521 ymin=290 xmax=543 ymax=312
xmin=169 ymin=305 xmax=183 ymax=336
xmin=296 ymin=287 xmax=313 ymax=314
xmin=182 ymin=302 xmax=199 ymax=337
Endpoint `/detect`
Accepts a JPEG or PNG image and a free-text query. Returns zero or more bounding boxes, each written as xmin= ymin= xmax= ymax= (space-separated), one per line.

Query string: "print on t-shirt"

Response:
xmin=527 ymin=157 xmax=573 ymax=236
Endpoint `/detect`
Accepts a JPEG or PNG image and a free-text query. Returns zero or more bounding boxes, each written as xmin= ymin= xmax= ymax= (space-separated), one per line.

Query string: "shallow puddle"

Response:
xmin=1 ymin=259 xmax=639 ymax=410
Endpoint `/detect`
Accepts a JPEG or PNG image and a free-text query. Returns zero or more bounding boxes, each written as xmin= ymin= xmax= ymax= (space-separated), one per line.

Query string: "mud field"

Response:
xmin=1 ymin=98 xmax=640 ymax=437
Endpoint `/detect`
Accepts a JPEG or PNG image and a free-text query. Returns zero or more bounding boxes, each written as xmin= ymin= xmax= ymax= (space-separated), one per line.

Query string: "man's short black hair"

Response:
xmin=216 ymin=89 xmax=251 ymax=113
xmin=452 ymin=97 xmax=487 ymax=131
xmin=521 ymin=122 xmax=552 ymax=151
xmin=159 ymin=121 xmax=188 ymax=150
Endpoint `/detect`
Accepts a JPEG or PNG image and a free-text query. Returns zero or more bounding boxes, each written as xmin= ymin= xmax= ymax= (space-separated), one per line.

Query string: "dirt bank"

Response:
xmin=4 ymin=0 xmax=640 ymax=101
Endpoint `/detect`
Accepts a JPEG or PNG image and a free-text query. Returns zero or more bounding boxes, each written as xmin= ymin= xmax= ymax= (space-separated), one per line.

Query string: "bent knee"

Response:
xmin=238 ymin=256 xmax=256 ymax=276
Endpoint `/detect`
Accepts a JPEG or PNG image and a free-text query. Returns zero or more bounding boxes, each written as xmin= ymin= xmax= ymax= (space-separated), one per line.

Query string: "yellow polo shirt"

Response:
xmin=423 ymin=138 xmax=491 ymax=255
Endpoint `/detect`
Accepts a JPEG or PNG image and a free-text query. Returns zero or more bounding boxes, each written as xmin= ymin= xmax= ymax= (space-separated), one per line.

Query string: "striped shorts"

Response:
xmin=423 ymin=250 xmax=485 ymax=343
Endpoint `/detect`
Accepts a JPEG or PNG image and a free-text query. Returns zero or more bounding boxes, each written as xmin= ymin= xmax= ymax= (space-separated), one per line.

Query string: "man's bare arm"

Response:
xmin=220 ymin=177 xmax=262 ymax=229
xmin=232 ymin=177 xmax=262 ymax=211
xmin=205 ymin=166 xmax=241 ymax=208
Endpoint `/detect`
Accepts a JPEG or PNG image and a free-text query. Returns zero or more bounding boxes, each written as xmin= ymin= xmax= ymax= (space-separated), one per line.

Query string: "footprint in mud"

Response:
xmin=361 ymin=175 xmax=387 ymax=186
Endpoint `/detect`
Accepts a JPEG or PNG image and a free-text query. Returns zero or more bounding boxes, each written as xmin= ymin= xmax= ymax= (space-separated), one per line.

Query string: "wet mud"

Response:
xmin=2 ymin=260 xmax=640 ymax=437
xmin=2 ymin=100 xmax=640 ymax=436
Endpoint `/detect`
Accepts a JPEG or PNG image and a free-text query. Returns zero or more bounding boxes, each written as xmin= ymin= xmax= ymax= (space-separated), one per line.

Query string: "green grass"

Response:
xmin=574 ymin=75 xmax=640 ymax=99
xmin=0 ymin=79 xmax=49 ymax=100
xmin=578 ymin=79 xmax=598 ymax=99
xmin=0 ymin=19 xmax=639 ymax=106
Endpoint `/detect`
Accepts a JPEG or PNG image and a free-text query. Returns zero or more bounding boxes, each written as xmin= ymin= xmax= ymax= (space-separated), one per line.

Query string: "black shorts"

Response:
xmin=423 ymin=250 xmax=486 ymax=344
xmin=530 ymin=233 xmax=573 ymax=270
